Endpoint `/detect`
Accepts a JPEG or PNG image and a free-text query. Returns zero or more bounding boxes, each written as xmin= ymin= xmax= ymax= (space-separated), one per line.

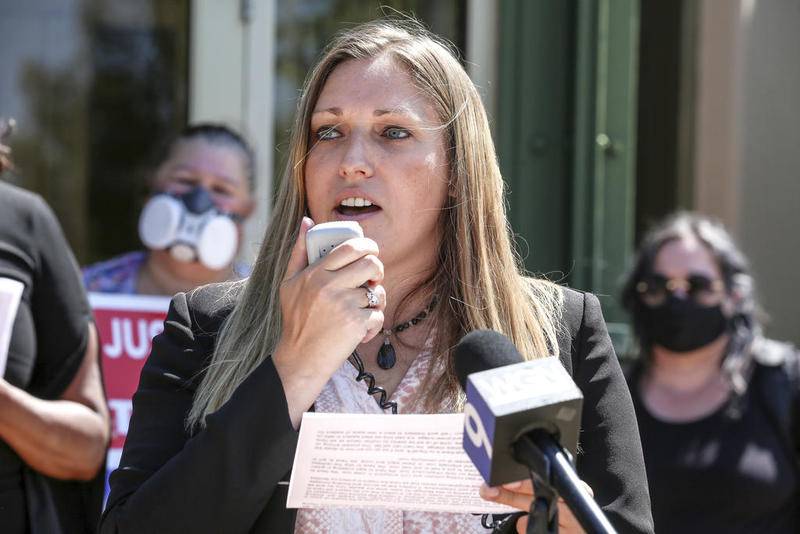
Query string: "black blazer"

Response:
xmin=100 ymin=283 xmax=654 ymax=533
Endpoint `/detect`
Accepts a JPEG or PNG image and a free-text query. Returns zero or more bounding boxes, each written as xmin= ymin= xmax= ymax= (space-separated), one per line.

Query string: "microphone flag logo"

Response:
xmin=463 ymin=379 xmax=496 ymax=482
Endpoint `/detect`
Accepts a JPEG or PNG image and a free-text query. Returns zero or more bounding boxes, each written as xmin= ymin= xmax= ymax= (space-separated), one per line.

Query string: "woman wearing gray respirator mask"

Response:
xmin=83 ymin=123 xmax=255 ymax=296
xmin=621 ymin=212 xmax=799 ymax=534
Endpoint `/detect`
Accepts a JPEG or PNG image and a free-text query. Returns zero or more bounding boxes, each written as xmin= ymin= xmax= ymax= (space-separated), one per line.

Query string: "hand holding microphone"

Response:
xmin=273 ymin=219 xmax=386 ymax=427
xmin=481 ymin=478 xmax=592 ymax=534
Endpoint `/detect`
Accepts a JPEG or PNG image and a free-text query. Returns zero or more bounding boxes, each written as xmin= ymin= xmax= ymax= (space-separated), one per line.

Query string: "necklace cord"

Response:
xmin=349 ymin=350 xmax=398 ymax=414
xmin=349 ymin=297 xmax=439 ymax=412
xmin=376 ymin=296 xmax=438 ymax=370
xmin=387 ymin=296 xmax=438 ymax=335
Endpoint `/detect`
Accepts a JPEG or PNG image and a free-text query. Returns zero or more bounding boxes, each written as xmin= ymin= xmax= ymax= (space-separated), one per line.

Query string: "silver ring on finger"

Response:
xmin=364 ymin=286 xmax=379 ymax=308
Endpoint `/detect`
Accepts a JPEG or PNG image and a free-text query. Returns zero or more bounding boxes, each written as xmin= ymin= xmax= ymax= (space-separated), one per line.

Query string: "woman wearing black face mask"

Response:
xmin=621 ymin=212 xmax=799 ymax=534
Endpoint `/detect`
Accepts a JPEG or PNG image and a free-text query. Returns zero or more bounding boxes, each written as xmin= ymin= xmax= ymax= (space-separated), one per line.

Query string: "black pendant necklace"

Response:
xmin=377 ymin=297 xmax=438 ymax=370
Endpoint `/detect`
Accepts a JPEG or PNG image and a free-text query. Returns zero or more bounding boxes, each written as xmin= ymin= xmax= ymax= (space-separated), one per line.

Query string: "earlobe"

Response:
xmin=730 ymin=288 xmax=744 ymax=307
xmin=722 ymin=292 xmax=740 ymax=317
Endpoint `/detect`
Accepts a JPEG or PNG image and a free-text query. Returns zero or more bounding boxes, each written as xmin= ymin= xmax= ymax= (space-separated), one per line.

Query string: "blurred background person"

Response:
xmin=82 ymin=123 xmax=255 ymax=296
xmin=621 ymin=212 xmax=799 ymax=533
xmin=0 ymin=118 xmax=109 ymax=533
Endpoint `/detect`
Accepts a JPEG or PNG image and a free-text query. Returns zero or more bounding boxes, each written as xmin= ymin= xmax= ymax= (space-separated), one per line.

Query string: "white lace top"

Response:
xmin=293 ymin=338 xmax=491 ymax=534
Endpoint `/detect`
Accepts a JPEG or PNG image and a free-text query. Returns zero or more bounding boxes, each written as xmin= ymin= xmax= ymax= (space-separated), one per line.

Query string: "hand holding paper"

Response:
xmin=287 ymin=412 xmax=515 ymax=514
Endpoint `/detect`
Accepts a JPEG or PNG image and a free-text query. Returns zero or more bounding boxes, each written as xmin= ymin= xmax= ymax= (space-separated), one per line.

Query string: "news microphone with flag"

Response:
xmin=455 ymin=330 xmax=617 ymax=534
xmin=455 ymin=330 xmax=583 ymax=487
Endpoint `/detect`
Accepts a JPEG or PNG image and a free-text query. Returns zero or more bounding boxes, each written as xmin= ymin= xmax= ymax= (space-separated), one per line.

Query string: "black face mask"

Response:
xmin=640 ymin=295 xmax=729 ymax=353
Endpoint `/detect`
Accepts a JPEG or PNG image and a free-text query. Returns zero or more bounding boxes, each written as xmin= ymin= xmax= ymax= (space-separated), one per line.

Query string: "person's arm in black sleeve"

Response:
xmin=573 ymin=293 xmax=654 ymax=534
xmin=100 ymin=289 xmax=300 ymax=533
xmin=0 ymin=193 xmax=108 ymax=480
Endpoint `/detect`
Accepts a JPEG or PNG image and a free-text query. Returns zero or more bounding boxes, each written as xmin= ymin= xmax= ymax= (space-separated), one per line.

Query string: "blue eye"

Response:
xmin=316 ymin=127 xmax=341 ymax=140
xmin=384 ymin=127 xmax=410 ymax=140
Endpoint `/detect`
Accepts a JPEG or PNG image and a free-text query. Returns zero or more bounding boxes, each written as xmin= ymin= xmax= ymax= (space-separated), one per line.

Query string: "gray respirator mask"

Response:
xmin=138 ymin=187 xmax=238 ymax=270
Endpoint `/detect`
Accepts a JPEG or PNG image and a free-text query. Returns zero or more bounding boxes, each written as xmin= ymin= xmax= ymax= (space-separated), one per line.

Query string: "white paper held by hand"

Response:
xmin=0 ymin=277 xmax=25 ymax=377
xmin=286 ymin=412 xmax=515 ymax=514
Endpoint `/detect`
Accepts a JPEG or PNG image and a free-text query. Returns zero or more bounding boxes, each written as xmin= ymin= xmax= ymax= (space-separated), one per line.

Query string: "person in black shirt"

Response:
xmin=622 ymin=212 xmax=799 ymax=533
xmin=0 ymin=120 xmax=110 ymax=533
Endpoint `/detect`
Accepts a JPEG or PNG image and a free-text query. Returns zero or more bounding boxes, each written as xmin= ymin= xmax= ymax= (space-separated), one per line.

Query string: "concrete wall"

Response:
xmin=694 ymin=0 xmax=800 ymax=345
xmin=737 ymin=0 xmax=800 ymax=345
xmin=693 ymin=0 xmax=744 ymax=224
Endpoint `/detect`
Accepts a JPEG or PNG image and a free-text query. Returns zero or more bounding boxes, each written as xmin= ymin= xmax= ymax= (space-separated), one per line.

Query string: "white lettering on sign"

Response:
xmin=108 ymin=399 xmax=133 ymax=436
xmin=103 ymin=318 xmax=163 ymax=359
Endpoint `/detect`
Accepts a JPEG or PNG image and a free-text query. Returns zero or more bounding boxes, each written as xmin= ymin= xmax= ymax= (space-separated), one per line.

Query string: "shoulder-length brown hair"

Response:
xmin=188 ymin=18 xmax=562 ymax=428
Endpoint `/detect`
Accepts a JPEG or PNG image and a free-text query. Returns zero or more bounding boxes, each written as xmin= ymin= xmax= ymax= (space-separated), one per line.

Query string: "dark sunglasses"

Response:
xmin=636 ymin=273 xmax=725 ymax=307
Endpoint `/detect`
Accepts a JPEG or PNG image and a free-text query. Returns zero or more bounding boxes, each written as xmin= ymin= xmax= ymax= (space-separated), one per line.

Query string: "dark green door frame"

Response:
xmin=498 ymin=0 xmax=640 ymax=355
xmin=497 ymin=0 xmax=576 ymax=279
xmin=572 ymin=0 xmax=640 ymax=353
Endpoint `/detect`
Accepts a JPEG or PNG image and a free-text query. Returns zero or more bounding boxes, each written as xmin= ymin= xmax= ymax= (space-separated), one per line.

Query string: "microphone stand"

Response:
xmin=513 ymin=430 xmax=617 ymax=534
xmin=526 ymin=468 xmax=558 ymax=534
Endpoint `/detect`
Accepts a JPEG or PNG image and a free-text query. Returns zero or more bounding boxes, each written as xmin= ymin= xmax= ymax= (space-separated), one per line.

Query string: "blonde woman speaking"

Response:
xmin=100 ymin=19 xmax=653 ymax=534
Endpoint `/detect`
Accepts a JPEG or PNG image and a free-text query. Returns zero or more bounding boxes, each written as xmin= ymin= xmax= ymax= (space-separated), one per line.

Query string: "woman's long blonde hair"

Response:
xmin=187 ymin=19 xmax=562 ymax=428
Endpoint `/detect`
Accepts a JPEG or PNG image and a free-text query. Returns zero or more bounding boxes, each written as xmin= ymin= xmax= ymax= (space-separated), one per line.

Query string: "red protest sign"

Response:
xmin=89 ymin=293 xmax=170 ymax=473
